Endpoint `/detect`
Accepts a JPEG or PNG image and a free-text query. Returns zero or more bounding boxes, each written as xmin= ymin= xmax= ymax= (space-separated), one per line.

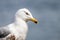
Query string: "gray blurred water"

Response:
xmin=0 ymin=0 xmax=60 ymax=40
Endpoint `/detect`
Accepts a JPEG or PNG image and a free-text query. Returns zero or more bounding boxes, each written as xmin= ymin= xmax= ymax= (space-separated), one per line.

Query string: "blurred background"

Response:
xmin=0 ymin=0 xmax=60 ymax=40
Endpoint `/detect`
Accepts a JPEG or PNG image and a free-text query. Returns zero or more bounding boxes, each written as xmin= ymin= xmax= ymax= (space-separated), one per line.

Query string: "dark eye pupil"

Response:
xmin=24 ymin=11 xmax=29 ymax=15
xmin=26 ymin=13 xmax=29 ymax=15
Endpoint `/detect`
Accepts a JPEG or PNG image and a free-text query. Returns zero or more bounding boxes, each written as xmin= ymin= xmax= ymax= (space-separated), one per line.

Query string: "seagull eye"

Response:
xmin=26 ymin=12 xmax=29 ymax=15
xmin=24 ymin=11 xmax=29 ymax=15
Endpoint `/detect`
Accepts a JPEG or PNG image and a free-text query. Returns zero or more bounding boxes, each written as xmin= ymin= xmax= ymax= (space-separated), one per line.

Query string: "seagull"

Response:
xmin=0 ymin=8 xmax=38 ymax=40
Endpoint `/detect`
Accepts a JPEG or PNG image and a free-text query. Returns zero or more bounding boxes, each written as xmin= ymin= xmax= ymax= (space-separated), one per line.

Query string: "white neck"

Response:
xmin=15 ymin=16 xmax=28 ymax=27
xmin=8 ymin=16 xmax=28 ymax=39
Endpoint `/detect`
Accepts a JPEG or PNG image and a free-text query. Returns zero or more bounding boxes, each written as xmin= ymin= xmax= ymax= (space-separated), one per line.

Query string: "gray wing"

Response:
xmin=0 ymin=27 xmax=10 ymax=38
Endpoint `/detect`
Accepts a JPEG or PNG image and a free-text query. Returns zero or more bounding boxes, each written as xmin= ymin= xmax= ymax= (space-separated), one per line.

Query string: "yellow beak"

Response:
xmin=30 ymin=18 xmax=38 ymax=24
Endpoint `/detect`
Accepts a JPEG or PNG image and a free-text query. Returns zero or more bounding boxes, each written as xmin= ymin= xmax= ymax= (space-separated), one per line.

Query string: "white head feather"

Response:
xmin=15 ymin=8 xmax=38 ymax=24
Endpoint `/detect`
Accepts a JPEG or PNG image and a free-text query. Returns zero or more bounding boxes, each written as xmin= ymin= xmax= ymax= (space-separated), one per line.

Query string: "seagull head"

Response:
xmin=16 ymin=8 xmax=38 ymax=24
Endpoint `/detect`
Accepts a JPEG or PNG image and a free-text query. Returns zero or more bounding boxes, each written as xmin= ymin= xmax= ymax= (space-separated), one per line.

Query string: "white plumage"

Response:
xmin=0 ymin=8 xmax=38 ymax=40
